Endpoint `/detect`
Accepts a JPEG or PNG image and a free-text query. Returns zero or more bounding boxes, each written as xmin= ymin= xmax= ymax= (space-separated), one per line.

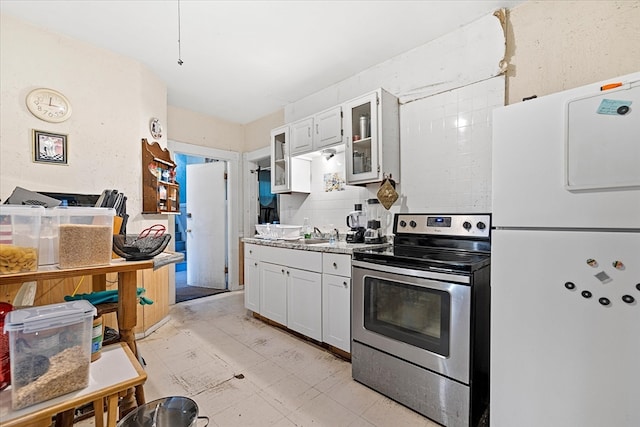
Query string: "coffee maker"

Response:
xmin=364 ymin=199 xmax=383 ymax=244
xmin=346 ymin=203 xmax=366 ymax=243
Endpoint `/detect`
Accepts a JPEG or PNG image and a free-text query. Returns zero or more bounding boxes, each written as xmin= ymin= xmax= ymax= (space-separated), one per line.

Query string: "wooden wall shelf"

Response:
xmin=141 ymin=139 xmax=180 ymax=214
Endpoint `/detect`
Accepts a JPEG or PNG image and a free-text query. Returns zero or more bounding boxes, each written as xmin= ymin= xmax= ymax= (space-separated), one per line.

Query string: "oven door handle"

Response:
xmin=352 ymin=260 xmax=470 ymax=284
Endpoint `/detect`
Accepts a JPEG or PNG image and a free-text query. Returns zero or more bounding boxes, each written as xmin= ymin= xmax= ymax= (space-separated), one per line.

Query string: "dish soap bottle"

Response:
xmin=303 ymin=217 xmax=312 ymax=239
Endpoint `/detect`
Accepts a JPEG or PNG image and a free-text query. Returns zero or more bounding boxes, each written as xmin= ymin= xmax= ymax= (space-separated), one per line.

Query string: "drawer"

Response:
xmin=323 ymin=253 xmax=351 ymax=277
xmin=261 ymin=246 xmax=322 ymax=273
xmin=245 ymin=244 xmax=263 ymax=259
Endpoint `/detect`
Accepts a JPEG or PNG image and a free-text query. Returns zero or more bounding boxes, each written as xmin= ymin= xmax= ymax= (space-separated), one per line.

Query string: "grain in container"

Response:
xmin=55 ymin=207 xmax=115 ymax=269
xmin=0 ymin=205 xmax=44 ymax=275
xmin=3 ymin=300 xmax=96 ymax=409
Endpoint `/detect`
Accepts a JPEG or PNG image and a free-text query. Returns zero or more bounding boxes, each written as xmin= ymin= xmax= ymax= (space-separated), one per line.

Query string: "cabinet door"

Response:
xmin=322 ymin=273 xmax=351 ymax=353
xmin=260 ymin=262 xmax=288 ymax=325
xmin=244 ymin=256 xmax=260 ymax=312
xmin=344 ymin=89 xmax=399 ymax=185
xmin=287 ymin=268 xmax=322 ymax=341
xmin=290 ymin=117 xmax=314 ymax=155
xmin=270 ymin=125 xmax=290 ymax=193
xmin=344 ymin=92 xmax=380 ymax=184
xmin=313 ymin=106 xmax=343 ymax=150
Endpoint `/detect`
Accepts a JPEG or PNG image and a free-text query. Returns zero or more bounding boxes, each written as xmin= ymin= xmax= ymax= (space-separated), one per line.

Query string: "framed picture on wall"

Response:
xmin=33 ymin=130 xmax=68 ymax=165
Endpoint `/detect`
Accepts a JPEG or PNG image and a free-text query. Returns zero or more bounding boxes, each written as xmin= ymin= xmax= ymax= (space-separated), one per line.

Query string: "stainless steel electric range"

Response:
xmin=351 ymin=213 xmax=491 ymax=427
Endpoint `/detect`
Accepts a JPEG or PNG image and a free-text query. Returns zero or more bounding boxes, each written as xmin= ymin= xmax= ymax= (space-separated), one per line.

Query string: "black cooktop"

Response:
xmin=353 ymin=245 xmax=490 ymax=273
xmin=353 ymin=213 xmax=492 ymax=274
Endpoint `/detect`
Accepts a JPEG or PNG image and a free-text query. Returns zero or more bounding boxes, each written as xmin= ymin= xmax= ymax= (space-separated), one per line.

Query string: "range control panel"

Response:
xmin=394 ymin=213 xmax=491 ymax=238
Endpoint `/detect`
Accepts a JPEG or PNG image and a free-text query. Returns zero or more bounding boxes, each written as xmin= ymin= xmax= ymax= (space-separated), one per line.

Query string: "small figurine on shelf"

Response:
xmin=169 ymin=169 xmax=176 ymax=183
xmin=161 ymin=169 xmax=170 ymax=182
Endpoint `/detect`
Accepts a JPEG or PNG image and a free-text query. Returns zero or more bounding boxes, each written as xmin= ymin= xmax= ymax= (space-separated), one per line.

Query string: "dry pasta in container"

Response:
xmin=0 ymin=205 xmax=43 ymax=275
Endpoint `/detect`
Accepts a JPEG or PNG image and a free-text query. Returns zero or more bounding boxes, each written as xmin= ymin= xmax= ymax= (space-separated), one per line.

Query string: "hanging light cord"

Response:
xmin=177 ymin=0 xmax=184 ymax=65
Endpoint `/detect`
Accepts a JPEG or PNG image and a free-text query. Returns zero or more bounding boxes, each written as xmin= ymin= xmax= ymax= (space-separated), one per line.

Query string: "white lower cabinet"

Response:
xmin=322 ymin=273 xmax=351 ymax=352
xmin=287 ymin=268 xmax=322 ymax=341
xmin=260 ymin=262 xmax=288 ymax=325
xmin=322 ymin=253 xmax=352 ymax=353
xmin=243 ymin=244 xmax=352 ymax=353
xmin=244 ymin=244 xmax=261 ymax=312
xmin=244 ymin=258 xmax=260 ymax=312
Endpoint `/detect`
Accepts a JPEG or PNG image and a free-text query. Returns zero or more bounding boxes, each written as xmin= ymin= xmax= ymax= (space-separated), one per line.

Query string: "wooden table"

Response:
xmin=0 ymin=259 xmax=153 ymax=413
xmin=0 ymin=343 xmax=146 ymax=427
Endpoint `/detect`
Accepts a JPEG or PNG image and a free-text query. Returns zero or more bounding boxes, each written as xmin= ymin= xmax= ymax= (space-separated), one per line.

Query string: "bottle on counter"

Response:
xmin=303 ymin=217 xmax=312 ymax=239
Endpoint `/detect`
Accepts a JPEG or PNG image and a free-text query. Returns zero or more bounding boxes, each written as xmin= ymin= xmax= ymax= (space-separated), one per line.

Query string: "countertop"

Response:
xmin=242 ymin=237 xmax=390 ymax=255
xmin=152 ymin=251 xmax=185 ymax=270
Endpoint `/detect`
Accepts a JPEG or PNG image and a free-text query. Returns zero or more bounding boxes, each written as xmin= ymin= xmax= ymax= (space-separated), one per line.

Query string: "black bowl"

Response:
xmin=112 ymin=234 xmax=171 ymax=261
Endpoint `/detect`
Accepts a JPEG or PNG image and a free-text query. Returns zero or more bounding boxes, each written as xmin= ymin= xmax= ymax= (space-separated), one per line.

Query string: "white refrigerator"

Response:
xmin=490 ymin=72 xmax=640 ymax=427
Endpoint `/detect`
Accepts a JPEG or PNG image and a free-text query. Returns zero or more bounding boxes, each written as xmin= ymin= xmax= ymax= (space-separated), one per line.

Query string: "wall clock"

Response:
xmin=25 ymin=88 xmax=72 ymax=123
xmin=150 ymin=118 xmax=163 ymax=139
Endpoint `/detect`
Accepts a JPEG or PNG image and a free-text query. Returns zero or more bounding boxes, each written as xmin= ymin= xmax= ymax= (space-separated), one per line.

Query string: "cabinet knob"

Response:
xmin=249 ymin=250 xmax=252 ymax=254
xmin=186 ymin=229 xmax=192 ymax=233
xmin=281 ymin=269 xmax=285 ymax=274
xmin=254 ymin=262 xmax=258 ymax=266
xmin=343 ymin=281 xmax=347 ymax=287
xmin=333 ymin=262 xmax=338 ymax=268
xmin=286 ymin=271 xmax=290 ymax=276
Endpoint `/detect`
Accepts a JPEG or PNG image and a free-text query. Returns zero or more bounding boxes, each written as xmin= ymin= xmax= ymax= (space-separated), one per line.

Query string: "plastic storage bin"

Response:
xmin=39 ymin=209 xmax=60 ymax=266
xmin=3 ymin=300 xmax=96 ymax=409
xmin=56 ymin=207 xmax=115 ymax=269
xmin=0 ymin=205 xmax=44 ymax=274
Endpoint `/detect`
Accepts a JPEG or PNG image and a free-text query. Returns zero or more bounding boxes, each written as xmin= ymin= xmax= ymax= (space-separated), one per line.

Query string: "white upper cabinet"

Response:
xmin=344 ymin=88 xmax=399 ymax=185
xmin=270 ymin=125 xmax=311 ymax=194
xmin=313 ymin=106 xmax=343 ymax=150
xmin=270 ymin=125 xmax=290 ymax=193
xmin=289 ymin=106 xmax=343 ymax=156
xmin=290 ymin=117 xmax=314 ymax=155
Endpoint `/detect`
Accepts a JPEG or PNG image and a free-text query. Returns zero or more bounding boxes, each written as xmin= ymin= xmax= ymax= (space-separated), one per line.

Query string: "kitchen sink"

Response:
xmin=299 ymin=238 xmax=331 ymax=244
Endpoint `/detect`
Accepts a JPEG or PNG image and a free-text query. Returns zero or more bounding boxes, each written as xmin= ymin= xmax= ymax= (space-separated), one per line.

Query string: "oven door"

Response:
xmin=352 ymin=260 xmax=471 ymax=384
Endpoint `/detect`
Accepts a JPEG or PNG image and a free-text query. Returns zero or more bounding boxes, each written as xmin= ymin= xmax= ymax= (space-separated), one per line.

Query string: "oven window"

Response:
xmin=364 ymin=276 xmax=450 ymax=356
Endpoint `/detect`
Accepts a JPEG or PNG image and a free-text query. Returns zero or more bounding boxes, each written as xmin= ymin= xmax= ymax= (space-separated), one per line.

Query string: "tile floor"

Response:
xmin=82 ymin=290 xmax=439 ymax=426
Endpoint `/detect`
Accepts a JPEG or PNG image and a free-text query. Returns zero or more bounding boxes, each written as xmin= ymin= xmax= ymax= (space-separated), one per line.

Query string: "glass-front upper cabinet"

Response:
xmin=344 ymin=89 xmax=399 ymax=185
xmin=270 ymin=125 xmax=311 ymax=194
xmin=270 ymin=125 xmax=290 ymax=193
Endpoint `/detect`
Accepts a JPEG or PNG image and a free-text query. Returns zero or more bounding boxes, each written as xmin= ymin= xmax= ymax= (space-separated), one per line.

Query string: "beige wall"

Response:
xmin=167 ymin=105 xmax=243 ymax=151
xmin=0 ymin=14 xmax=167 ymax=233
xmin=243 ymin=109 xmax=284 ymax=153
xmin=506 ymin=0 xmax=640 ymax=105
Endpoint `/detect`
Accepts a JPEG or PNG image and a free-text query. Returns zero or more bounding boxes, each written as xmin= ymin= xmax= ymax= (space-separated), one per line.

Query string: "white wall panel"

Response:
xmin=285 ymin=12 xmax=506 ymax=122
xmin=400 ymin=76 xmax=504 ymax=213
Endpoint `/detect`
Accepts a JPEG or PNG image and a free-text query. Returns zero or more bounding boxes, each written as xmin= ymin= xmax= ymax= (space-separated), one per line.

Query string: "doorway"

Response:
xmin=243 ymin=147 xmax=272 ymax=239
xmin=258 ymin=167 xmax=279 ymax=224
xmin=173 ymin=154 xmax=228 ymax=303
xmin=168 ymin=140 xmax=241 ymax=304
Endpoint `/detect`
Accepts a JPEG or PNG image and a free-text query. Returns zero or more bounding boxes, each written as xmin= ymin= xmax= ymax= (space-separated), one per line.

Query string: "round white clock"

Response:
xmin=150 ymin=118 xmax=163 ymax=139
xmin=26 ymin=88 xmax=72 ymax=123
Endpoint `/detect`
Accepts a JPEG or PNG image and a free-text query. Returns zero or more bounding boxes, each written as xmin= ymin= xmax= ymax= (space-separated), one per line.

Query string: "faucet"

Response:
xmin=330 ymin=228 xmax=339 ymax=244
xmin=313 ymin=227 xmax=322 ymax=237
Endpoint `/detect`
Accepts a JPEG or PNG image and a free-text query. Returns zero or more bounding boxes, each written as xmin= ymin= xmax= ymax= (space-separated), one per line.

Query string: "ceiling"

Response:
xmin=1 ymin=0 xmax=524 ymax=125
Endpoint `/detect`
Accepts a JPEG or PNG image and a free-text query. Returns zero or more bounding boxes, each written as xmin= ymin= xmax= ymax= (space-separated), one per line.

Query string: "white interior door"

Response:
xmin=186 ymin=162 xmax=227 ymax=289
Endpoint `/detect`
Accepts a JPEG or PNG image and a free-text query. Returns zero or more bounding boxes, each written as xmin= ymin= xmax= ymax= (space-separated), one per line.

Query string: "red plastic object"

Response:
xmin=138 ymin=224 xmax=165 ymax=239
xmin=0 ymin=302 xmax=13 ymax=390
